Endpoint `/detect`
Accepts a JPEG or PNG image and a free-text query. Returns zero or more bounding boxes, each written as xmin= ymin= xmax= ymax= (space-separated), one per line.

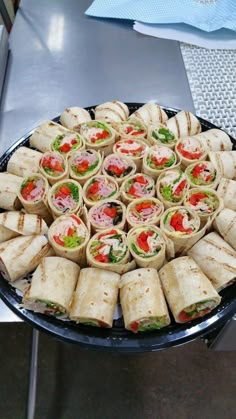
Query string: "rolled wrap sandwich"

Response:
xmin=127 ymin=225 xmax=168 ymax=270
xmin=88 ymin=199 xmax=126 ymax=233
xmin=187 ymin=232 xmax=236 ymax=291
xmin=159 ymin=256 xmax=221 ymax=323
xmin=143 ymin=145 xmax=179 ymax=180
xmin=113 ymin=138 xmax=148 ymax=172
xmin=7 ymin=147 xmax=43 ymax=177
xmin=50 ymin=131 xmax=85 ymax=157
xmin=18 ymin=174 xmax=53 ymax=225
xmin=185 ymin=161 xmax=220 ymax=189
xmin=0 ymin=211 xmax=48 ymax=243
xmin=160 ymin=206 xmax=207 ymax=255
xmin=70 ymin=268 xmax=120 ymax=327
xmin=115 ymin=119 xmax=147 ymax=141
xmin=128 ymin=103 xmax=168 ymax=126
xmin=209 ymin=151 xmax=236 ymax=179
xmin=166 ymin=111 xmax=201 ymax=138
xmin=147 ymin=123 xmax=177 ymax=149
xmin=48 ymin=179 xmax=83 ymax=218
xmin=186 ymin=129 xmax=233 ymax=152
xmin=48 ymin=214 xmax=90 ymax=266
xmin=86 ymin=228 xmax=135 ymax=274
xmin=0 ymin=172 xmax=22 ymax=211
xmin=126 ymin=197 xmax=164 ymax=229
xmin=39 ymin=151 xmax=68 ymax=185
xmin=23 ymin=256 xmax=80 ymax=316
xmin=60 ymin=107 xmax=91 ymax=131
xmin=29 ymin=120 xmax=78 ymax=152
xmin=120 ymin=173 xmax=155 ymax=205
xmin=120 ymin=268 xmax=170 ymax=333
xmin=80 ymin=120 xmax=115 ymax=157
xmin=82 ymin=175 xmax=119 ymax=208
xmin=156 ymin=169 xmax=189 ymax=209
xmin=184 ymin=188 xmax=223 ymax=222
xmin=175 ymin=137 xmax=207 ymax=168
xmin=213 ymin=208 xmax=236 ymax=251
xmin=0 ymin=235 xmax=54 ymax=282
xmin=95 ymin=101 xmax=129 ymax=123
xmin=102 ymin=154 xmax=136 ymax=186
xmin=68 ymin=149 xmax=103 ymax=186
xmin=217 ymin=178 xmax=236 ymax=211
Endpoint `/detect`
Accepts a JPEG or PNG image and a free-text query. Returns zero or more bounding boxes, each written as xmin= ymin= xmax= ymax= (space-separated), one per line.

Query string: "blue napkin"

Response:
xmin=85 ymin=0 xmax=236 ymax=32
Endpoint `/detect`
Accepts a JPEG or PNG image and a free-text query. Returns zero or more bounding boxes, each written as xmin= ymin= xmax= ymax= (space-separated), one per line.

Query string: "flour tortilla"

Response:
xmin=213 ymin=208 xmax=236 ymax=251
xmin=23 ymin=256 xmax=80 ymax=315
xmin=159 ymin=256 xmax=221 ymax=323
xmin=30 ymin=120 xmax=77 ymax=152
xmin=0 ymin=172 xmax=22 ymax=211
xmin=187 ymin=232 xmax=236 ymax=291
xmin=129 ymin=104 xmax=168 ymax=127
xmin=217 ymin=178 xmax=236 ymax=211
xmin=119 ymin=268 xmax=170 ymax=331
xmin=7 ymin=147 xmax=43 ymax=177
xmin=60 ymin=107 xmax=92 ymax=131
xmin=209 ymin=151 xmax=236 ymax=179
xmin=166 ymin=111 xmax=201 ymax=138
xmin=187 ymin=129 xmax=232 ymax=152
xmin=69 ymin=268 xmax=120 ymax=327
xmin=0 ymin=211 xmax=48 ymax=243
xmin=0 ymin=235 xmax=54 ymax=282
xmin=95 ymin=101 xmax=129 ymax=123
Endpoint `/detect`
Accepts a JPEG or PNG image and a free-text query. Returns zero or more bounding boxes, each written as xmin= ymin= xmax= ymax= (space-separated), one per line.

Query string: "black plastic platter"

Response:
xmin=0 ymin=103 xmax=236 ymax=353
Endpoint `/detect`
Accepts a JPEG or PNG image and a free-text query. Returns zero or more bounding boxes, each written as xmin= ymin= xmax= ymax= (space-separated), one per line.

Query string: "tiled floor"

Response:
xmin=0 ymin=323 xmax=236 ymax=419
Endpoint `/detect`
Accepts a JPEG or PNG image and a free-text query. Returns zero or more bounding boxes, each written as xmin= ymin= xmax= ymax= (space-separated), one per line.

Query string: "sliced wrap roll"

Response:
xmin=70 ymin=268 xmax=120 ymax=327
xmin=186 ymin=129 xmax=232 ymax=152
xmin=185 ymin=161 xmax=220 ymax=189
xmin=217 ymin=178 xmax=236 ymax=211
xmin=175 ymin=137 xmax=207 ymax=168
xmin=0 ymin=211 xmax=48 ymax=243
xmin=68 ymin=149 xmax=103 ymax=186
xmin=88 ymin=199 xmax=126 ymax=233
xmin=143 ymin=145 xmax=179 ymax=180
xmin=113 ymin=138 xmax=148 ymax=172
xmin=7 ymin=147 xmax=43 ymax=177
xmin=0 ymin=172 xmax=22 ymax=211
xmin=120 ymin=268 xmax=170 ymax=333
xmin=23 ymin=257 xmax=80 ymax=316
xmin=82 ymin=175 xmax=119 ymax=208
xmin=183 ymin=188 xmax=223 ymax=222
xmin=160 ymin=206 xmax=207 ymax=255
xmin=48 ymin=214 xmax=90 ymax=266
xmin=48 ymin=179 xmax=83 ymax=218
xmin=50 ymin=132 xmax=85 ymax=157
xmin=80 ymin=120 xmax=115 ymax=157
xmin=127 ymin=225 xmax=169 ymax=270
xmin=120 ymin=173 xmax=155 ymax=206
xmin=39 ymin=151 xmax=68 ymax=185
xmin=213 ymin=208 xmax=236 ymax=251
xmin=60 ymin=107 xmax=92 ymax=131
xmin=0 ymin=235 xmax=54 ymax=282
xmin=187 ymin=232 xmax=236 ymax=291
xmin=156 ymin=169 xmax=189 ymax=209
xmin=128 ymin=103 xmax=168 ymax=126
xmin=18 ymin=174 xmax=53 ymax=225
xmin=95 ymin=101 xmax=129 ymax=123
xmin=29 ymin=120 xmax=77 ymax=153
xmin=126 ymin=197 xmax=164 ymax=229
xmin=86 ymin=228 xmax=135 ymax=274
xmin=159 ymin=256 xmax=221 ymax=323
xmin=114 ymin=118 xmax=147 ymax=141
xmin=147 ymin=123 xmax=177 ymax=149
xmin=166 ymin=111 xmax=201 ymax=138
xmin=209 ymin=151 xmax=236 ymax=179
xmin=102 ymin=153 xmax=136 ymax=186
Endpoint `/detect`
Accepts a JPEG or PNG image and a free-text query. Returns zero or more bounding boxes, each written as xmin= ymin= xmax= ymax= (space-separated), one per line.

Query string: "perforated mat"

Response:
xmin=181 ymin=45 xmax=236 ymax=138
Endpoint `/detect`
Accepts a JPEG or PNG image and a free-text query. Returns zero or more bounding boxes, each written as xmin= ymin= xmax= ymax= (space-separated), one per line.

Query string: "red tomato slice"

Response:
xmin=174 ymin=179 xmax=187 ymax=196
xmin=170 ymin=213 xmax=185 ymax=232
xmin=107 ymin=164 xmax=125 ymax=177
xmin=135 ymin=175 xmax=148 ymax=185
xmin=192 ymin=164 xmax=206 ymax=178
xmin=70 ymin=215 xmax=81 ymax=224
xmin=152 ymin=156 xmax=168 ymax=167
xmin=125 ymin=126 xmax=133 ymax=135
xmin=53 ymin=235 xmax=65 ymax=247
xmin=130 ymin=321 xmax=139 ymax=333
xmin=71 ymin=138 xmax=77 ymax=145
xmin=189 ymin=192 xmax=207 ymax=206
xmin=21 ymin=181 xmax=35 ymax=200
xmin=67 ymin=227 xmax=74 ymax=236
xmin=52 ymin=161 xmax=64 ymax=173
xmin=128 ymin=184 xmax=138 ymax=197
xmin=131 ymin=130 xmax=145 ymax=136
xmin=87 ymin=181 xmax=99 ymax=195
xmin=98 ymin=229 xmax=117 ymax=240
xmin=103 ymin=206 xmax=117 ymax=218
xmin=59 ymin=185 xmax=71 ymax=196
xmin=177 ymin=143 xmax=203 ymax=160
xmin=94 ymin=254 xmax=109 ymax=263
xmin=135 ymin=201 xmax=152 ymax=212
xmin=59 ymin=143 xmax=71 ymax=153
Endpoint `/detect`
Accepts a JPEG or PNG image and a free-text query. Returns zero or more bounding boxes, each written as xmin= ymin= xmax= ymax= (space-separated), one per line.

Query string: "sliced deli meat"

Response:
xmin=102 ymin=153 xmax=136 ymax=185
xmin=82 ymin=175 xmax=119 ymax=208
xmin=126 ymin=197 xmax=164 ymax=229
xmin=113 ymin=138 xmax=148 ymax=172
xmin=120 ymin=173 xmax=155 ymax=205
xmin=143 ymin=145 xmax=179 ymax=180
xmin=88 ymin=199 xmax=126 ymax=233
xmin=184 ymin=188 xmax=223 ymax=222
xmin=175 ymin=137 xmax=207 ymax=168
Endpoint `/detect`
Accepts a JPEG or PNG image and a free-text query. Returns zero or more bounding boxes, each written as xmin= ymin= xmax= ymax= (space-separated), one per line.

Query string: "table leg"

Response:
xmin=27 ymin=328 xmax=39 ymax=419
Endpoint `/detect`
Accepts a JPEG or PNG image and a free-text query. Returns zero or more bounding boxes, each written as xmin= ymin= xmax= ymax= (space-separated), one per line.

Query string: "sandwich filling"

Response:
xmin=124 ymin=175 xmax=154 ymax=199
xmin=90 ymin=201 xmax=124 ymax=228
xmin=159 ymin=170 xmax=188 ymax=203
xmin=52 ymin=214 xmax=87 ymax=248
xmin=51 ymin=182 xmax=80 ymax=213
xmin=52 ymin=133 xmax=82 ymax=155
xmin=70 ymin=150 xmax=100 ymax=177
xmin=89 ymin=229 xmax=128 ymax=264
xmin=20 ymin=176 xmax=46 ymax=202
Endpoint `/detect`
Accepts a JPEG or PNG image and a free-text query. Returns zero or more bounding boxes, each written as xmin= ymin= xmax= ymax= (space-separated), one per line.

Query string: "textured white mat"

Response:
xmin=181 ymin=45 xmax=236 ymax=139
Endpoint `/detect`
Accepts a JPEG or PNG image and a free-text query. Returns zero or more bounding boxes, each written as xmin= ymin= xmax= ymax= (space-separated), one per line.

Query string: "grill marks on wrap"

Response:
xmin=204 ymin=237 xmax=236 ymax=257
xmin=17 ymin=212 xmax=25 ymax=233
xmin=206 ymin=255 xmax=236 ymax=276
xmin=99 ymin=107 xmax=123 ymax=121
xmin=30 ymin=242 xmax=52 ymax=267
xmin=186 ymin=112 xmax=191 ymax=136
xmin=112 ymin=101 xmax=127 ymax=120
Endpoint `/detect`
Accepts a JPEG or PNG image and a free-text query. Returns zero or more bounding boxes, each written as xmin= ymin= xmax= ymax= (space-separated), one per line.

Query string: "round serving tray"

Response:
xmin=0 ymin=103 xmax=236 ymax=353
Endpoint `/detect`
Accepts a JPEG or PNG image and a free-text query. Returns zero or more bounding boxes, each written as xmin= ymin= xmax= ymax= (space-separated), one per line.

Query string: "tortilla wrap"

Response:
xmin=126 ymin=197 xmax=164 ymax=229
xmin=129 ymin=103 xmax=168 ymax=127
xmin=0 ymin=211 xmax=48 ymax=243
xmin=156 ymin=169 xmax=189 ymax=209
xmin=213 ymin=208 xmax=236 ymax=251
xmin=39 ymin=151 xmax=69 ymax=185
xmin=60 ymin=107 xmax=91 ymax=131
xmin=166 ymin=111 xmax=201 ymax=138
xmin=0 ymin=172 xmax=22 ymax=211
xmin=187 ymin=129 xmax=232 ymax=152
xmin=209 ymin=151 xmax=236 ymax=179
xmin=68 ymin=149 xmax=103 ymax=186
xmin=95 ymin=101 xmax=129 ymax=123
xmin=88 ymin=199 xmax=126 ymax=234
xmin=217 ymin=178 xmax=236 ymax=211
xmin=185 ymin=161 xmax=220 ymax=190
xmin=7 ymin=147 xmax=43 ymax=178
